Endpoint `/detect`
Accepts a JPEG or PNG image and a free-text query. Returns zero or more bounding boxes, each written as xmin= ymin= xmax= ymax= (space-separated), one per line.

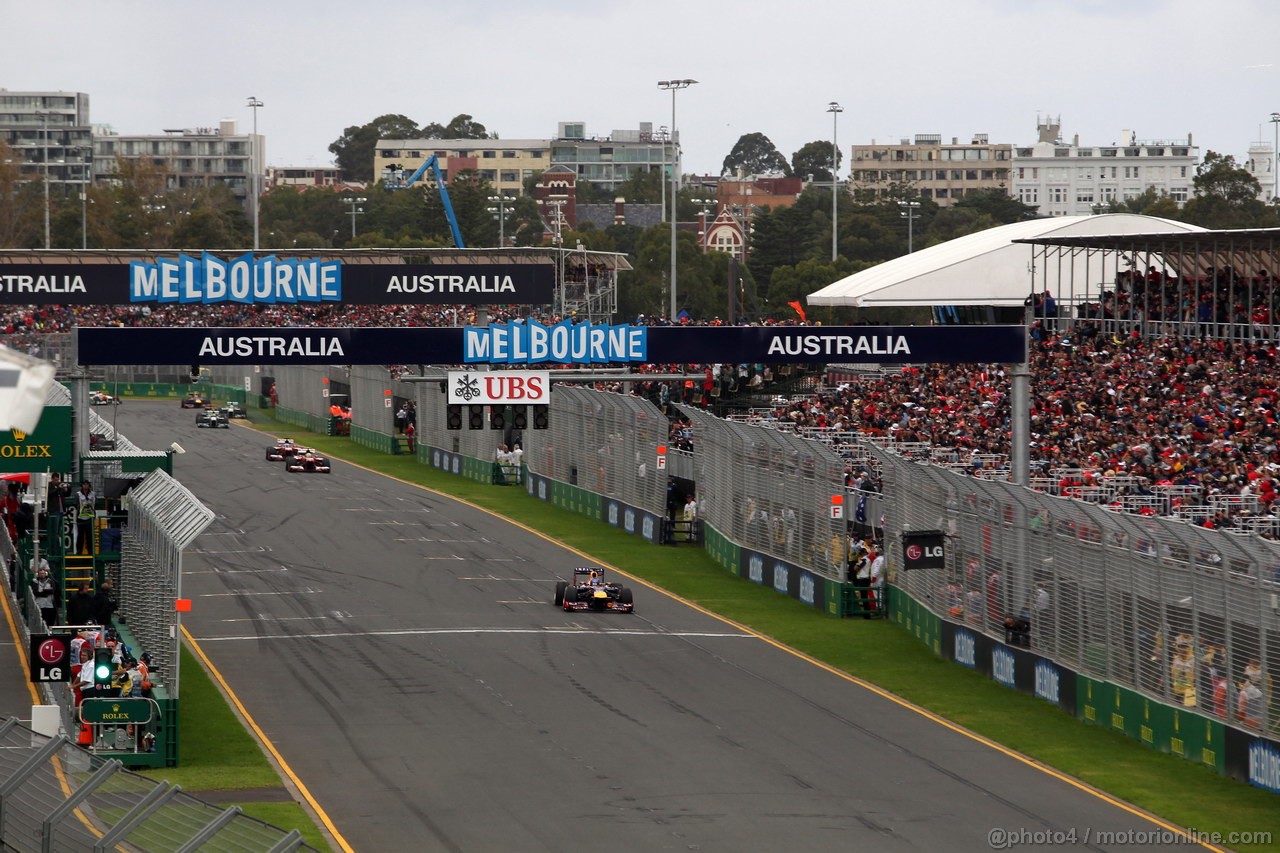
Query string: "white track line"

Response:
xmin=196 ymin=627 xmax=754 ymax=642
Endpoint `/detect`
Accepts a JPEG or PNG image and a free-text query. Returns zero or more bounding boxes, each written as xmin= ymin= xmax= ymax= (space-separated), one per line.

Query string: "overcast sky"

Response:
xmin=6 ymin=0 xmax=1279 ymax=177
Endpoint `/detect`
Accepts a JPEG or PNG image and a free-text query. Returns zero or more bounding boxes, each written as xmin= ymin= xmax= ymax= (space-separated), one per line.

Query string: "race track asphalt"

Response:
xmin=101 ymin=401 xmax=1202 ymax=852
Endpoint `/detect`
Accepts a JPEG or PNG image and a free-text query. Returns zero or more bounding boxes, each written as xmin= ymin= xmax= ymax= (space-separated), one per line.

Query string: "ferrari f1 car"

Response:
xmin=265 ymin=439 xmax=303 ymax=461
xmin=554 ymin=567 xmax=634 ymax=613
xmin=196 ymin=409 xmax=230 ymax=428
xmin=285 ymin=450 xmax=332 ymax=473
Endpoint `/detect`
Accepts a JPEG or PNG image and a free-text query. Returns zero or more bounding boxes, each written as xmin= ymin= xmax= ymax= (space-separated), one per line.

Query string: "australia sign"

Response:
xmin=0 ymin=258 xmax=555 ymax=305
xmin=77 ymin=324 xmax=1027 ymax=366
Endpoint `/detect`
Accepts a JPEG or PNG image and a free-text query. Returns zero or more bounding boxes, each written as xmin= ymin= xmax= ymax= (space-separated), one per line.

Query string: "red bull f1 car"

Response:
xmin=286 ymin=450 xmax=332 ymax=473
xmin=554 ymin=567 xmax=634 ymax=613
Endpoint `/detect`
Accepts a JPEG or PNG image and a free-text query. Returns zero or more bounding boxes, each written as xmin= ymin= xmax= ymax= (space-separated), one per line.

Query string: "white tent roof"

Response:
xmin=806 ymin=214 xmax=1206 ymax=308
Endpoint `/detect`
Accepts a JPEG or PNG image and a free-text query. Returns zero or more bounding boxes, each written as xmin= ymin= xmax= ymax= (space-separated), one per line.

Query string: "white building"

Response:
xmin=1244 ymin=140 xmax=1275 ymax=203
xmin=1010 ymin=116 xmax=1197 ymax=216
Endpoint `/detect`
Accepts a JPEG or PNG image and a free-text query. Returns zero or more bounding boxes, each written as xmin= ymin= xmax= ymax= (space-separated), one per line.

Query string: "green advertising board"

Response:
xmin=1077 ymin=675 xmax=1224 ymax=772
xmin=80 ymin=697 xmax=154 ymax=724
xmin=0 ymin=405 xmax=71 ymax=473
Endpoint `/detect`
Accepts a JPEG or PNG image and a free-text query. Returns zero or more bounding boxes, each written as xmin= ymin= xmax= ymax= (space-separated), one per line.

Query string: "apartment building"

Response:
xmin=0 ymin=89 xmax=93 ymax=193
xmin=374 ymin=138 xmax=550 ymax=198
xmin=848 ymin=133 xmax=1013 ymax=207
xmin=269 ymin=165 xmax=346 ymax=188
xmin=375 ymin=121 xmax=668 ymax=197
xmin=551 ymin=122 xmax=669 ymax=192
xmin=93 ymin=119 xmax=263 ymax=210
xmin=1010 ymin=117 xmax=1197 ymax=215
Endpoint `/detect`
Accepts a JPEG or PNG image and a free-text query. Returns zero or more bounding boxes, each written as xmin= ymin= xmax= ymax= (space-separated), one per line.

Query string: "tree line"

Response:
xmin=2 ymin=114 xmax=1278 ymax=324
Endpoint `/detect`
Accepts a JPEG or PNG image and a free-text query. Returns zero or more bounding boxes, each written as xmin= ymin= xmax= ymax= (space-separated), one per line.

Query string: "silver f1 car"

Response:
xmin=196 ymin=409 xmax=230 ymax=428
xmin=554 ymin=567 xmax=634 ymax=613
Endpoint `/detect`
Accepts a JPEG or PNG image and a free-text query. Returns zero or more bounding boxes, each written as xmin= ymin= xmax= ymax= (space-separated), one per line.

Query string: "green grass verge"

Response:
xmin=135 ymin=646 xmax=329 ymax=849
xmin=165 ymin=414 xmax=1280 ymax=852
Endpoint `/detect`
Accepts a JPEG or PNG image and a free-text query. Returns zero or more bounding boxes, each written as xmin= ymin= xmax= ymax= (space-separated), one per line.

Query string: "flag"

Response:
xmin=787 ymin=300 xmax=807 ymax=322
xmin=855 ymin=493 xmax=867 ymax=524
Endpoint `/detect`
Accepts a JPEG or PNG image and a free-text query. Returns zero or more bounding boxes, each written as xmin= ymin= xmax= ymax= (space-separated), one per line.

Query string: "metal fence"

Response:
xmin=0 ymin=718 xmax=317 ymax=853
xmin=418 ymin=378 xmax=505 ymax=465
xmin=877 ymin=443 xmax=1280 ymax=734
xmin=118 ymin=471 xmax=216 ymax=701
xmin=676 ymin=403 xmax=849 ymax=580
xmin=527 ymin=387 xmax=668 ymax=517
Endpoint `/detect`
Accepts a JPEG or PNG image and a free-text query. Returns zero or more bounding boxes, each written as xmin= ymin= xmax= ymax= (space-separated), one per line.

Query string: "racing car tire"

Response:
xmin=619 ymin=587 xmax=634 ymax=606
xmin=553 ymin=581 xmax=567 ymax=607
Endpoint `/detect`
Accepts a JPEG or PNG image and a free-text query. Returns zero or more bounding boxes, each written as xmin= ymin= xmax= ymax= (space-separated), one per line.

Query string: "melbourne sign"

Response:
xmin=0 ymin=259 xmax=555 ymax=305
xmin=78 ymin=324 xmax=1027 ymax=366
xmin=447 ymin=371 xmax=550 ymax=404
xmin=0 ymin=406 xmax=72 ymax=473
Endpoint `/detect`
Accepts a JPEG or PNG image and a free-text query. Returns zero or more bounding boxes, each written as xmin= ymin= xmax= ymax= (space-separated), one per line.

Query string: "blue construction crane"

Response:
xmin=381 ymin=155 xmax=465 ymax=249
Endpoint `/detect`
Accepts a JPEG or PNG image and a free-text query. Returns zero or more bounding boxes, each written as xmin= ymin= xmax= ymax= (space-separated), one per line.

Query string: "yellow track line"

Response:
xmin=2 ymin=573 xmax=108 ymax=841
xmin=1 ymin=576 xmax=46 ymax=707
xmin=181 ymin=625 xmax=356 ymax=853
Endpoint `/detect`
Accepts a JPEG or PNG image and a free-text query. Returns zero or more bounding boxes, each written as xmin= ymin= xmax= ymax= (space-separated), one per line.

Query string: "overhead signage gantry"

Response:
xmin=77 ymin=322 xmax=1026 ymax=366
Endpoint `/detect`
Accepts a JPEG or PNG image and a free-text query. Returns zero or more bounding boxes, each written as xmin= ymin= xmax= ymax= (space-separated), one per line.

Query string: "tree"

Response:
xmin=1180 ymin=151 xmax=1277 ymax=229
xmin=612 ymin=167 xmax=665 ymax=204
xmin=328 ymin=114 xmax=420 ymax=182
xmin=791 ymin=140 xmax=841 ymax=183
xmin=721 ymin=133 xmax=791 ymax=178
xmin=0 ymin=140 xmax=43 ymax=248
xmin=951 ymin=188 xmax=1036 ymax=225
xmin=746 ymin=204 xmax=814 ymax=297
xmin=421 ymin=114 xmax=496 ymax=140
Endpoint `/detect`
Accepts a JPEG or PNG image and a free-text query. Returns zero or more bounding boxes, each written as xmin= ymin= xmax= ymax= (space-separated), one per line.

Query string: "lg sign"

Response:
xmin=29 ymin=635 xmax=71 ymax=683
xmin=902 ymin=531 xmax=946 ymax=570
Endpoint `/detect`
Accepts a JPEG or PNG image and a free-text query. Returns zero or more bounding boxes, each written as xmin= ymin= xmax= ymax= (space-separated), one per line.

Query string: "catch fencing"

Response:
xmin=525 ymin=387 xmax=668 ymax=518
xmin=676 ymin=404 xmax=849 ymax=580
xmin=118 ymin=471 xmax=216 ymax=702
xmin=0 ymin=718 xmax=317 ymax=853
xmin=876 ymin=442 xmax=1280 ymax=734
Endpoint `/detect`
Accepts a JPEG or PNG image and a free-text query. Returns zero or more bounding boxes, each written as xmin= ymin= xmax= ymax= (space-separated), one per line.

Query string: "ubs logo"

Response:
xmin=607 ymin=504 xmax=619 ymax=525
xmin=642 ymin=516 xmax=654 ymax=540
xmin=748 ymin=554 xmax=764 ymax=583
xmin=624 ymin=508 xmax=635 ymax=532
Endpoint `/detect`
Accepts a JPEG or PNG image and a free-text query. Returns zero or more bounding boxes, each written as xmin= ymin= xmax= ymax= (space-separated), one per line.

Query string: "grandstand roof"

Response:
xmin=806 ymin=214 xmax=1206 ymax=308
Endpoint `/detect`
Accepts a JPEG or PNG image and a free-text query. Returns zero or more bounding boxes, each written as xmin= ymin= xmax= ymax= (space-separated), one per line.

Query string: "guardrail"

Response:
xmin=0 ymin=718 xmax=319 ymax=853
